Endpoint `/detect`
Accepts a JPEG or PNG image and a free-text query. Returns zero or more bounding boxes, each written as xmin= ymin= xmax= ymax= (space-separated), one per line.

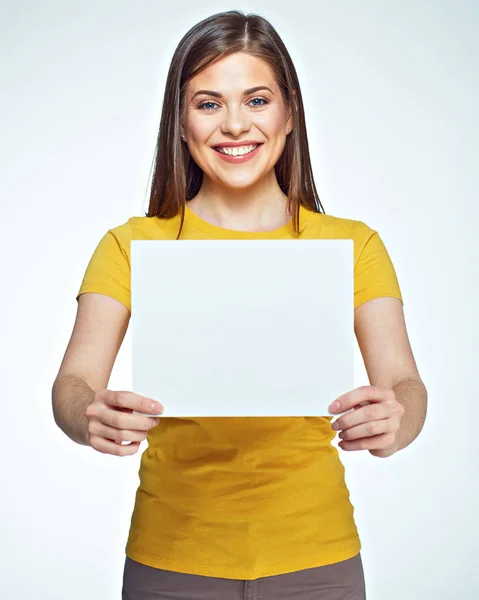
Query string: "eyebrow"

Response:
xmin=191 ymin=86 xmax=274 ymax=100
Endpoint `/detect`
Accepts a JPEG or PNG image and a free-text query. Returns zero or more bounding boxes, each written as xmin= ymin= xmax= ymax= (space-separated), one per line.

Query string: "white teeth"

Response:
xmin=216 ymin=144 xmax=259 ymax=156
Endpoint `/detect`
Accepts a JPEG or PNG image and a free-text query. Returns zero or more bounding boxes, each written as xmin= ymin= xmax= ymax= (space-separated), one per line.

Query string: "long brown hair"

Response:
xmin=144 ymin=10 xmax=325 ymax=238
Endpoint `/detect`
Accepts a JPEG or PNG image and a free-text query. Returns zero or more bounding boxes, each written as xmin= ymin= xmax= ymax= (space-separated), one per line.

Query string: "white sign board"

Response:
xmin=131 ymin=240 xmax=353 ymax=417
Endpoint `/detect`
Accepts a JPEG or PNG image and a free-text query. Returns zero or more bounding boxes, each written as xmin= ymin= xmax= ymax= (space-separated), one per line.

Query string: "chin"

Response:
xmin=214 ymin=169 xmax=268 ymax=186
xmin=217 ymin=179 xmax=262 ymax=190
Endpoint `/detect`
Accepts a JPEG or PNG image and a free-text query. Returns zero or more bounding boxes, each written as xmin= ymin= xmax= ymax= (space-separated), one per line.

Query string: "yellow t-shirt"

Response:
xmin=76 ymin=203 xmax=403 ymax=580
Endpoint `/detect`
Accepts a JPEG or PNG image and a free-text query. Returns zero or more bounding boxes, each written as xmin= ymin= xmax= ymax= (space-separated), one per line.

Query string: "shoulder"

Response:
xmin=301 ymin=207 xmax=379 ymax=259
xmin=302 ymin=206 xmax=374 ymax=236
xmin=105 ymin=214 xmax=180 ymax=248
xmin=127 ymin=215 xmax=180 ymax=240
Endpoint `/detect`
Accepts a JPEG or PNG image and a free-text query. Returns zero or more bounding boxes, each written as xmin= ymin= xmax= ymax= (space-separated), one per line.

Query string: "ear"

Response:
xmin=291 ymin=89 xmax=298 ymax=114
xmin=179 ymin=115 xmax=186 ymax=139
xmin=286 ymin=89 xmax=298 ymax=130
xmin=286 ymin=103 xmax=294 ymax=132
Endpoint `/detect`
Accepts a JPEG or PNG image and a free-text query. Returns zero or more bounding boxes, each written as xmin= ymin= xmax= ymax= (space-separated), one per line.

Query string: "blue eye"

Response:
xmin=250 ymin=97 xmax=268 ymax=107
xmin=197 ymin=97 xmax=269 ymax=111
xmin=199 ymin=101 xmax=217 ymax=110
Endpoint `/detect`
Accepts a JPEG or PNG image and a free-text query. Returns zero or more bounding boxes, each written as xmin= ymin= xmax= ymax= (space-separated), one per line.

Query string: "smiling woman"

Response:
xmin=179 ymin=53 xmax=294 ymax=204
xmin=60 ymin=8 xmax=427 ymax=600
xmin=145 ymin=12 xmax=323 ymax=237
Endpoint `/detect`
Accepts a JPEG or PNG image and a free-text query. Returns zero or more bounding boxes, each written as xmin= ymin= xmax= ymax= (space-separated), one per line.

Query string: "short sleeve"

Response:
xmin=354 ymin=222 xmax=403 ymax=310
xmin=76 ymin=221 xmax=132 ymax=313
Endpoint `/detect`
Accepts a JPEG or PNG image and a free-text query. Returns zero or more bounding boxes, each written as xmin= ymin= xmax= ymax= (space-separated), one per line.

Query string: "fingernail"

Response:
xmin=151 ymin=402 xmax=163 ymax=413
xmin=329 ymin=401 xmax=340 ymax=413
xmin=332 ymin=421 xmax=340 ymax=430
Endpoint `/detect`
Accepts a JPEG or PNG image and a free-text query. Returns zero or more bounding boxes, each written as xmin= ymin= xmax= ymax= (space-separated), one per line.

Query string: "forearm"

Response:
xmin=393 ymin=376 xmax=428 ymax=452
xmin=52 ymin=375 xmax=95 ymax=446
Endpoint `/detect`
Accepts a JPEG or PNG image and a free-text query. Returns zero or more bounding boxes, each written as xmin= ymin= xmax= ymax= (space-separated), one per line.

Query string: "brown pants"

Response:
xmin=122 ymin=553 xmax=366 ymax=599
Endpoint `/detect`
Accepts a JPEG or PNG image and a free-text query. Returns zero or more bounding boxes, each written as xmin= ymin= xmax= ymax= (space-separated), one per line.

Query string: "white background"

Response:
xmin=1 ymin=1 xmax=477 ymax=598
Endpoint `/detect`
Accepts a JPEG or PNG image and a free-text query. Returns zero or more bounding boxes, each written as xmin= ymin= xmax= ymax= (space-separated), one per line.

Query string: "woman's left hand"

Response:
xmin=328 ymin=385 xmax=405 ymax=458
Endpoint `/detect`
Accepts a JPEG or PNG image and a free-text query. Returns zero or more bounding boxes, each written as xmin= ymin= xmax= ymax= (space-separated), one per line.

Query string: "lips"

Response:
xmin=213 ymin=142 xmax=263 ymax=163
xmin=214 ymin=144 xmax=260 ymax=156
xmin=213 ymin=140 xmax=263 ymax=148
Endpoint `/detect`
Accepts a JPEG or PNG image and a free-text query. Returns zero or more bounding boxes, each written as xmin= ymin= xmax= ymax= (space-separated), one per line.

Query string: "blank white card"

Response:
xmin=131 ymin=240 xmax=353 ymax=417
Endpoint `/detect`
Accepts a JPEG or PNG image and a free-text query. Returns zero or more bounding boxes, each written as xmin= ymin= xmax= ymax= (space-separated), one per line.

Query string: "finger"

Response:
xmin=338 ymin=418 xmax=391 ymax=441
xmin=89 ymin=435 xmax=141 ymax=456
xmin=354 ymin=401 xmax=371 ymax=410
xmin=339 ymin=432 xmax=397 ymax=451
xmin=90 ymin=420 xmax=158 ymax=444
xmin=99 ymin=406 xmax=161 ymax=432
xmin=329 ymin=386 xmax=386 ymax=414
xmin=332 ymin=402 xmax=389 ymax=432
xmin=103 ymin=390 xmax=164 ymax=415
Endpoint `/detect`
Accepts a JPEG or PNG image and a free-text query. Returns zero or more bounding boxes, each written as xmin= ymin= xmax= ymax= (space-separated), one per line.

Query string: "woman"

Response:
xmin=52 ymin=9 xmax=427 ymax=599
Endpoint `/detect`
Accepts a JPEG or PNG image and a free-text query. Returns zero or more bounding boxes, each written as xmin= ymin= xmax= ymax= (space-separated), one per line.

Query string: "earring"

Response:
xmin=181 ymin=134 xmax=186 ymax=141
xmin=287 ymin=128 xmax=292 ymax=134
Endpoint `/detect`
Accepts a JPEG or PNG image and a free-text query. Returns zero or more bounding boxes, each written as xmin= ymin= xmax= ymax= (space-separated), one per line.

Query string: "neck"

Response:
xmin=187 ymin=173 xmax=292 ymax=232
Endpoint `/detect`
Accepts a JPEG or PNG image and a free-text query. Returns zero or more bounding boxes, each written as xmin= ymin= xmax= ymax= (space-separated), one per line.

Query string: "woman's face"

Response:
xmin=180 ymin=52 xmax=293 ymax=190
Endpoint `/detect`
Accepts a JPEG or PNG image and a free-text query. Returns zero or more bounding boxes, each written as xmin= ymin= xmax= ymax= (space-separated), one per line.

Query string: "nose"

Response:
xmin=220 ymin=103 xmax=251 ymax=137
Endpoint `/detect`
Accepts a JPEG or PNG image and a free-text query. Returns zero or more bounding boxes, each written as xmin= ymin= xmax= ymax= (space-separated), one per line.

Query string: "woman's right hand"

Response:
xmin=85 ymin=389 xmax=164 ymax=456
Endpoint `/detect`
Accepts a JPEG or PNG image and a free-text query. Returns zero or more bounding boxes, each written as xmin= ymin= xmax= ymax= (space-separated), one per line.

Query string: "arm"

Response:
xmin=52 ymin=292 xmax=130 ymax=445
xmin=354 ymin=296 xmax=428 ymax=453
xmin=52 ymin=375 xmax=96 ymax=446
xmin=389 ymin=376 xmax=427 ymax=452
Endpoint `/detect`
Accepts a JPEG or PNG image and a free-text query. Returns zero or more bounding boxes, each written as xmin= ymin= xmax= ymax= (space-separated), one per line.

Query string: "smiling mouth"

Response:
xmin=214 ymin=143 xmax=262 ymax=156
